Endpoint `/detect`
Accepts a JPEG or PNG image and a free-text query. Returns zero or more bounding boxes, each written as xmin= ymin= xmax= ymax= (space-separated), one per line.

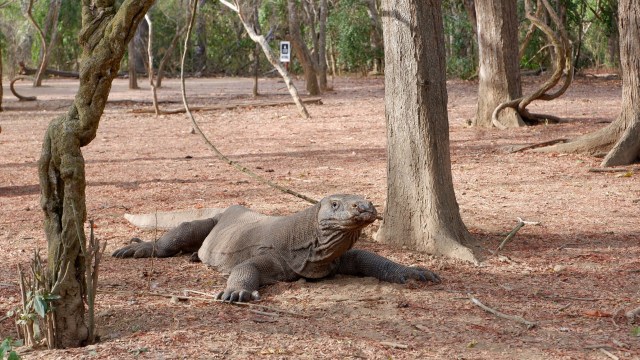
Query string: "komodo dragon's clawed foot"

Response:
xmin=216 ymin=289 xmax=261 ymax=303
xmin=112 ymin=240 xmax=155 ymax=258
xmin=395 ymin=266 xmax=441 ymax=284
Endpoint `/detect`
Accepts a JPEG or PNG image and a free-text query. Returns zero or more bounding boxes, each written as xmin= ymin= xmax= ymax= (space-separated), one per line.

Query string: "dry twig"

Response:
xmin=497 ymin=217 xmax=540 ymax=252
xmin=468 ymin=294 xmax=537 ymax=329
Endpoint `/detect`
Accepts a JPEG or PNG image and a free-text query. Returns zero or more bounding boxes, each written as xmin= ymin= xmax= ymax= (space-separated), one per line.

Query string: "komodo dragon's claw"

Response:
xmin=398 ymin=266 xmax=441 ymax=284
xmin=216 ymin=289 xmax=261 ymax=303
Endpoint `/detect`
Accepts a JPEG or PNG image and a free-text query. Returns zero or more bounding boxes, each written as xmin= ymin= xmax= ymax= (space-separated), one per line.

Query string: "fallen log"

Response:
xmin=129 ymin=97 xmax=323 ymax=114
xmin=19 ymin=61 xmax=79 ymax=79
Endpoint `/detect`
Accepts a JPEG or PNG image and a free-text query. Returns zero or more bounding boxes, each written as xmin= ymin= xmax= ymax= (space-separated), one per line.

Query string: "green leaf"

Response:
xmin=33 ymin=295 xmax=47 ymax=318
xmin=8 ymin=350 xmax=21 ymax=360
xmin=632 ymin=326 xmax=640 ymax=337
xmin=43 ymin=294 xmax=61 ymax=301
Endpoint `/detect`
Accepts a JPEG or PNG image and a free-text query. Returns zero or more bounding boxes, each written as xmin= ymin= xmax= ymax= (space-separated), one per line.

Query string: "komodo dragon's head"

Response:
xmin=310 ymin=194 xmax=377 ymax=262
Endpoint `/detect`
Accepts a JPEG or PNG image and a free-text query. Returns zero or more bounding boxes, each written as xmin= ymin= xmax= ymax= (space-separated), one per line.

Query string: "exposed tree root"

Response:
xmin=493 ymin=0 xmax=573 ymax=128
xmin=10 ymin=76 xmax=37 ymax=101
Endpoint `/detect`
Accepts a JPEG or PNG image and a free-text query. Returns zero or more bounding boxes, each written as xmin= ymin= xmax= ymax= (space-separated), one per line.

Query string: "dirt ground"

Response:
xmin=1 ymin=75 xmax=639 ymax=359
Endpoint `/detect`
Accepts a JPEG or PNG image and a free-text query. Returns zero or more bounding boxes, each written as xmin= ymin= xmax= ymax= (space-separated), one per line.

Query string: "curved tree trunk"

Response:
xmin=474 ymin=0 xmax=523 ymax=128
xmin=38 ymin=0 xmax=154 ymax=348
xmin=537 ymin=0 xmax=640 ymax=166
xmin=375 ymin=0 xmax=477 ymax=263
xmin=287 ymin=0 xmax=320 ymax=96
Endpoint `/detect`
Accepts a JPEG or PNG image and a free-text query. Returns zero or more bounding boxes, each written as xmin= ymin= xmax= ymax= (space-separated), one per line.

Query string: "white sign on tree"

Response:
xmin=280 ymin=41 xmax=291 ymax=62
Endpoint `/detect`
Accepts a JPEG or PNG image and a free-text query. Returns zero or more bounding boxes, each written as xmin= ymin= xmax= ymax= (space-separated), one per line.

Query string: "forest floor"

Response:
xmin=1 ymin=75 xmax=639 ymax=359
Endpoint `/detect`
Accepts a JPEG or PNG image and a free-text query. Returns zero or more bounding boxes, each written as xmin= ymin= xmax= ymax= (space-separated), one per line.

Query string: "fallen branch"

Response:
xmin=129 ymin=97 xmax=323 ymax=114
xmin=10 ymin=76 xmax=37 ymax=101
xmin=497 ymin=217 xmax=540 ymax=252
xmin=468 ymin=294 xmax=537 ymax=329
xmin=18 ymin=61 xmax=79 ymax=79
xmin=588 ymin=166 xmax=640 ymax=173
xmin=508 ymin=138 xmax=568 ymax=153
xmin=380 ymin=341 xmax=409 ymax=349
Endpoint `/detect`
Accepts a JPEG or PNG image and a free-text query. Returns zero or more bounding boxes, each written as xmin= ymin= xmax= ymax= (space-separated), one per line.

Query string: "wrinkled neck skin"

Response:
xmin=285 ymin=204 xmax=364 ymax=279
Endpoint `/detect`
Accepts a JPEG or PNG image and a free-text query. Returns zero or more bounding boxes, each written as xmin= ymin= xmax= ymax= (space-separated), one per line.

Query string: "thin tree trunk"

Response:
xmin=1 ymin=44 xmax=3 ymax=112
xmin=38 ymin=0 xmax=155 ymax=348
xmin=253 ymin=42 xmax=260 ymax=97
xmin=365 ymin=0 xmax=383 ymax=74
xmin=24 ymin=0 xmax=53 ymax=87
xmin=128 ymin=40 xmax=139 ymax=89
xmin=375 ymin=0 xmax=477 ymax=262
xmin=145 ymin=14 xmax=160 ymax=115
xmin=474 ymin=0 xmax=523 ymax=128
xmin=35 ymin=0 xmax=61 ymax=87
xmin=287 ymin=0 xmax=320 ymax=96
xmin=193 ymin=0 xmax=207 ymax=74
xmin=157 ymin=25 xmax=186 ymax=88
xmin=316 ymin=0 xmax=328 ymax=89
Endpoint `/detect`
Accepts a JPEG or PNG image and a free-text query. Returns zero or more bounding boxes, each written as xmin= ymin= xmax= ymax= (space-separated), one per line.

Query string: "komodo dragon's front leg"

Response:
xmin=112 ymin=218 xmax=217 ymax=258
xmin=335 ymin=249 xmax=441 ymax=284
xmin=216 ymin=254 xmax=293 ymax=302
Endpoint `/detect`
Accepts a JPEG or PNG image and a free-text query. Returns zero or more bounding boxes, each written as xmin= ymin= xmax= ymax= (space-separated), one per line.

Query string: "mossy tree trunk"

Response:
xmin=37 ymin=0 xmax=155 ymax=348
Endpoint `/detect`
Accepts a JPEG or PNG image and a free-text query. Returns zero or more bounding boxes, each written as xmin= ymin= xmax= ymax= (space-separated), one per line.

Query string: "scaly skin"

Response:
xmin=113 ymin=194 xmax=441 ymax=302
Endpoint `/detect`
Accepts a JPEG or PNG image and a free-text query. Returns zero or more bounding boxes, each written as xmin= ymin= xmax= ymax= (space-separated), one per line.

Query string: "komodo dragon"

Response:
xmin=112 ymin=194 xmax=441 ymax=302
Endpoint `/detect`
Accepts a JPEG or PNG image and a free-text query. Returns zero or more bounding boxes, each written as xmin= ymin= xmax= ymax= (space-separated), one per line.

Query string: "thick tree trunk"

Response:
xmin=287 ymin=0 xmax=320 ymax=96
xmin=474 ymin=0 xmax=523 ymax=128
xmin=38 ymin=0 xmax=154 ymax=348
xmin=537 ymin=0 xmax=640 ymax=166
xmin=375 ymin=0 xmax=477 ymax=262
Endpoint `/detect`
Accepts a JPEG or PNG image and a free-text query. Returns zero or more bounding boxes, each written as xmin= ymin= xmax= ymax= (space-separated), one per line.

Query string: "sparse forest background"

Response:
xmin=0 ymin=0 xmax=622 ymax=81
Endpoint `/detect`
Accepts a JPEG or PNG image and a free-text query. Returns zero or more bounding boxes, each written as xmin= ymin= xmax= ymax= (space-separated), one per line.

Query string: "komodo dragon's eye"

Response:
xmin=331 ymin=201 xmax=339 ymax=209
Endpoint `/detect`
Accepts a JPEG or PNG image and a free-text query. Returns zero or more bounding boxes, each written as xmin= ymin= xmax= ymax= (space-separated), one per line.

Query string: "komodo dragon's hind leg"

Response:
xmin=112 ymin=217 xmax=218 ymax=258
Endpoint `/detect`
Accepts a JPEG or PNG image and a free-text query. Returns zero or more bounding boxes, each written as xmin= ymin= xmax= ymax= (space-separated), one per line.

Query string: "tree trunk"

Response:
xmin=375 ymin=0 xmax=477 ymax=263
xmin=316 ymin=0 xmax=329 ymax=90
xmin=34 ymin=0 xmax=62 ymax=87
xmin=537 ymin=0 xmax=640 ymax=166
xmin=287 ymin=0 xmax=320 ymax=96
xmin=193 ymin=0 xmax=207 ymax=74
xmin=157 ymin=24 xmax=186 ymax=88
xmin=1 ymin=44 xmax=3 ymax=112
xmin=365 ymin=0 xmax=383 ymax=74
xmin=38 ymin=0 xmax=154 ymax=348
xmin=474 ymin=0 xmax=523 ymax=128
xmin=128 ymin=40 xmax=139 ymax=89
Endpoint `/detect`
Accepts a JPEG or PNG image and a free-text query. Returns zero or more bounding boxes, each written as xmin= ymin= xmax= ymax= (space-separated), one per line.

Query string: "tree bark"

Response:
xmin=474 ymin=0 xmax=523 ymax=128
xmin=38 ymin=0 xmax=154 ymax=348
xmin=287 ymin=0 xmax=320 ymax=96
xmin=537 ymin=0 xmax=640 ymax=166
xmin=375 ymin=0 xmax=477 ymax=262
xmin=316 ymin=0 xmax=329 ymax=89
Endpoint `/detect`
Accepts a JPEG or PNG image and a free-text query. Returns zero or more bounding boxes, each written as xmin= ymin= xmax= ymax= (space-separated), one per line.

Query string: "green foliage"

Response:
xmin=0 ymin=338 xmax=22 ymax=360
xmin=442 ymin=0 xmax=477 ymax=78
xmin=327 ymin=0 xmax=372 ymax=73
xmin=632 ymin=326 xmax=640 ymax=337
